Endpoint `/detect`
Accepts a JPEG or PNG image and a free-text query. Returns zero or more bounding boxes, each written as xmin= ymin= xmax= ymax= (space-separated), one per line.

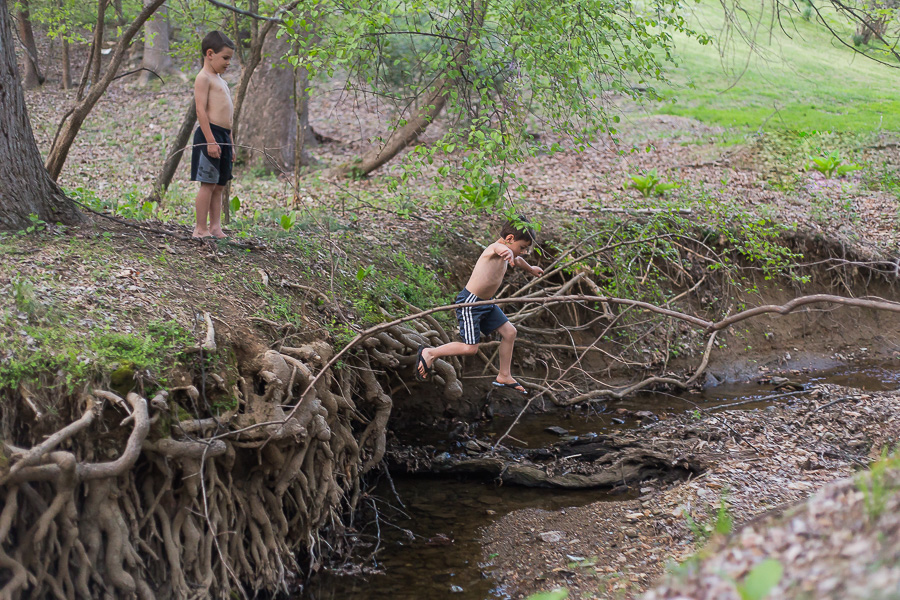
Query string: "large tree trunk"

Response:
xmin=333 ymin=0 xmax=487 ymax=178
xmin=46 ymin=0 xmax=166 ymax=180
xmin=0 ymin=0 xmax=82 ymax=229
xmin=239 ymin=35 xmax=296 ymax=173
xmin=146 ymin=98 xmax=196 ymax=203
xmin=223 ymin=0 xmax=302 ymax=220
xmin=138 ymin=0 xmax=172 ymax=86
xmin=16 ymin=0 xmax=44 ymax=89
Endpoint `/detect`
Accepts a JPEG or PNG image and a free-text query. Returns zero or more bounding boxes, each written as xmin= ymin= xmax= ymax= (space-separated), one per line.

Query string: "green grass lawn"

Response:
xmin=654 ymin=0 xmax=900 ymax=132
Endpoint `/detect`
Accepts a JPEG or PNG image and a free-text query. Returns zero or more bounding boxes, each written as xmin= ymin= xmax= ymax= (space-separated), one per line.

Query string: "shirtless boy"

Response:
xmin=190 ymin=31 xmax=235 ymax=239
xmin=416 ymin=219 xmax=543 ymax=394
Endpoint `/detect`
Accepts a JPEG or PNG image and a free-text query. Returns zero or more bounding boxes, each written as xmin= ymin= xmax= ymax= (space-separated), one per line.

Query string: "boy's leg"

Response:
xmin=193 ymin=182 xmax=216 ymax=238
xmin=419 ymin=342 xmax=478 ymax=378
xmin=494 ymin=322 xmax=525 ymax=393
xmin=208 ymin=184 xmax=226 ymax=238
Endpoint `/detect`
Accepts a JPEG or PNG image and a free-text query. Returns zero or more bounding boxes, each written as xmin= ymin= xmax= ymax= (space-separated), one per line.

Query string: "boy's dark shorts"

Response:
xmin=454 ymin=288 xmax=509 ymax=345
xmin=191 ymin=123 xmax=233 ymax=186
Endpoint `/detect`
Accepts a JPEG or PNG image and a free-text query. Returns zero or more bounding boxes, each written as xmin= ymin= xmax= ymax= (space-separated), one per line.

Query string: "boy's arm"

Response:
xmin=515 ymin=256 xmax=543 ymax=276
xmin=490 ymin=242 xmax=515 ymax=266
xmin=193 ymin=74 xmax=220 ymax=159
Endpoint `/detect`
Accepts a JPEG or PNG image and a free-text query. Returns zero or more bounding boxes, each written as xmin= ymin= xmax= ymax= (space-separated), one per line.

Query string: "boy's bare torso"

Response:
xmin=199 ymin=71 xmax=233 ymax=129
xmin=465 ymin=244 xmax=511 ymax=299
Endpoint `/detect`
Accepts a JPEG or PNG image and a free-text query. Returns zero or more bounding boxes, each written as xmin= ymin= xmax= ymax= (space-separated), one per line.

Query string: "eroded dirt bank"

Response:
xmin=3 ymin=203 xmax=900 ymax=598
xmin=481 ymin=383 xmax=900 ymax=599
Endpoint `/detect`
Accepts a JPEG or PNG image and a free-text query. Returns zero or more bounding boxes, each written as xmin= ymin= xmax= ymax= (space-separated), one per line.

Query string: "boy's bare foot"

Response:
xmin=209 ymin=228 xmax=227 ymax=239
xmin=415 ymin=346 xmax=434 ymax=381
xmin=493 ymin=376 xmax=527 ymax=395
xmin=192 ymin=227 xmax=211 ymax=239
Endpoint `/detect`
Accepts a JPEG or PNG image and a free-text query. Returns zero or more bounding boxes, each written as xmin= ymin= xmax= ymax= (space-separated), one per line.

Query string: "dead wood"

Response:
xmin=388 ymin=433 xmax=703 ymax=489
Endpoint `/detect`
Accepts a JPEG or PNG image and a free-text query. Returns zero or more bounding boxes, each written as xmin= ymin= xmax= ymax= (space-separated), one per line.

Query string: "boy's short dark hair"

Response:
xmin=201 ymin=31 xmax=235 ymax=57
xmin=500 ymin=216 xmax=536 ymax=244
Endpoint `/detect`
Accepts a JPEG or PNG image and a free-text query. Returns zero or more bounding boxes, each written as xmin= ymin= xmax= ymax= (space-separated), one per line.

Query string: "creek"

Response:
xmin=299 ymin=362 xmax=900 ymax=600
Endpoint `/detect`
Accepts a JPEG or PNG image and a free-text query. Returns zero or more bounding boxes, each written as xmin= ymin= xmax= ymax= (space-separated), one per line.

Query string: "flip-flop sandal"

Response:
xmin=492 ymin=380 xmax=528 ymax=395
xmin=414 ymin=344 xmax=432 ymax=382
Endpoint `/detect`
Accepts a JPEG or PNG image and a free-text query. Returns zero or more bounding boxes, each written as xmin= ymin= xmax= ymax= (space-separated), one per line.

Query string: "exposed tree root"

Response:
xmin=387 ymin=433 xmax=704 ymax=488
xmin=4 ymin=231 xmax=900 ymax=598
xmin=0 ymin=317 xmax=463 ymax=599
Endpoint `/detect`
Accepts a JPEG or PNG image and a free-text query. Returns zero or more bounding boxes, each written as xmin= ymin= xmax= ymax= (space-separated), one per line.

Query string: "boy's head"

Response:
xmin=201 ymin=31 xmax=235 ymax=72
xmin=499 ymin=216 xmax=536 ymax=257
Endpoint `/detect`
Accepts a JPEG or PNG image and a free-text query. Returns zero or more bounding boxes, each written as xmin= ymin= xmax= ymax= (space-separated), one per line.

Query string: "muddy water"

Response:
xmin=299 ymin=363 xmax=900 ymax=600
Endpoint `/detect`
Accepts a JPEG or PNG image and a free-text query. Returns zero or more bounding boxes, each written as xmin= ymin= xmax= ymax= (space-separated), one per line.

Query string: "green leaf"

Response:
xmin=280 ymin=213 xmax=297 ymax=231
xmin=230 ymin=196 xmax=241 ymax=213
xmin=736 ymin=559 xmax=783 ymax=600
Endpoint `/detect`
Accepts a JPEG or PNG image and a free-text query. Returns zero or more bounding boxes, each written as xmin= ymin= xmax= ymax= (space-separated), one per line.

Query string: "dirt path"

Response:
xmin=481 ymin=384 xmax=900 ymax=599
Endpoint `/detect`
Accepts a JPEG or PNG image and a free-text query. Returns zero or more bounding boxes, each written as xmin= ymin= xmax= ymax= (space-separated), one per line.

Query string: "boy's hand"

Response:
xmin=530 ymin=265 xmax=544 ymax=277
xmin=207 ymin=141 xmax=221 ymax=159
xmin=493 ymin=243 xmax=515 ymax=266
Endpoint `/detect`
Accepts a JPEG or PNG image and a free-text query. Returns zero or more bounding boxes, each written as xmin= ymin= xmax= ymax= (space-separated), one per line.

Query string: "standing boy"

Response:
xmin=190 ymin=31 xmax=235 ymax=239
xmin=416 ymin=219 xmax=543 ymax=394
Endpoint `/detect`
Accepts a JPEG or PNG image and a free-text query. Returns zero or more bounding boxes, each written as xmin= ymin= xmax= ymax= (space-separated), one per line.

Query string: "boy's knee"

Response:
xmin=464 ymin=344 xmax=480 ymax=356
xmin=502 ymin=324 xmax=517 ymax=339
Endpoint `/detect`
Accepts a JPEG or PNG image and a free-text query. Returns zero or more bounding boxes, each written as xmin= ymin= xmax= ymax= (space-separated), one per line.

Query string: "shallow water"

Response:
xmin=300 ymin=477 xmax=619 ymax=600
xmin=298 ymin=362 xmax=900 ymax=599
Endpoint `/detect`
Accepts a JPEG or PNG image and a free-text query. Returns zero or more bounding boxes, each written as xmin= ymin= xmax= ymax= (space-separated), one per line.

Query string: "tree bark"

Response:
xmin=856 ymin=16 xmax=886 ymax=45
xmin=146 ymin=98 xmax=196 ymax=203
xmin=333 ymin=1 xmax=486 ymax=178
xmin=60 ymin=39 xmax=71 ymax=89
xmin=16 ymin=0 xmax=44 ymax=89
xmin=239 ymin=34 xmax=296 ymax=173
xmin=46 ymin=0 xmax=166 ymax=180
xmin=293 ymin=35 xmax=316 ymax=177
xmin=56 ymin=0 xmax=71 ymax=89
xmin=0 ymin=0 xmax=82 ymax=229
xmin=138 ymin=0 xmax=172 ymax=86
xmin=335 ymin=84 xmax=451 ymax=178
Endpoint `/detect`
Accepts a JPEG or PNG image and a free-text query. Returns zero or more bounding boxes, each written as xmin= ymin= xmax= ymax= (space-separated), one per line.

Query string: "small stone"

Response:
xmin=539 ymin=531 xmax=564 ymax=543
xmin=545 ymin=426 xmax=569 ymax=436
xmin=450 ymin=585 xmax=464 ymax=593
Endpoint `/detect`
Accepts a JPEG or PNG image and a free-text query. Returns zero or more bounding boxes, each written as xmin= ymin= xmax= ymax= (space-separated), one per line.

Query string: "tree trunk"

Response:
xmin=0 ymin=0 xmax=82 ymax=229
xmin=138 ymin=0 xmax=172 ymax=86
xmin=856 ymin=16 xmax=887 ymax=45
xmin=239 ymin=34 xmax=296 ymax=173
xmin=333 ymin=0 xmax=487 ymax=178
xmin=57 ymin=0 xmax=71 ymax=89
xmin=293 ymin=59 xmax=315 ymax=172
xmin=146 ymin=98 xmax=196 ymax=203
xmin=335 ymin=84 xmax=451 ymax=178
xmin=76 ymin=0 xmax=108 ymax=101
xmin=46 ymin=0 xmax=166 ymax=180
xmin=91 ymin=0 xmax=107 ymax=86
xmin=112 ymin=0 xmax=126 ymax=28
xmin=16 ymin=0 xmax=44 ymax=89
xmin=61 ymin=38 xmax=71 ymax=89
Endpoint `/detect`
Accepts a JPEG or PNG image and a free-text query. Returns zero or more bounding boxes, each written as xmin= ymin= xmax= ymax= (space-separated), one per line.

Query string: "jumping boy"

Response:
xmin=190 ymin=31 xmax=235 ymax=239
xmin=415 ymin=219 xmax=543 ymax=394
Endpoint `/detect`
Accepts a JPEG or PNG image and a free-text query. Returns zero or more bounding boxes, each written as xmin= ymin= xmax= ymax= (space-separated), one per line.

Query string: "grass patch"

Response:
xmin=653 ymin=0 xmax=900 ymax=132
xmin=0 ymin=317 xmax=192 ymax=393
